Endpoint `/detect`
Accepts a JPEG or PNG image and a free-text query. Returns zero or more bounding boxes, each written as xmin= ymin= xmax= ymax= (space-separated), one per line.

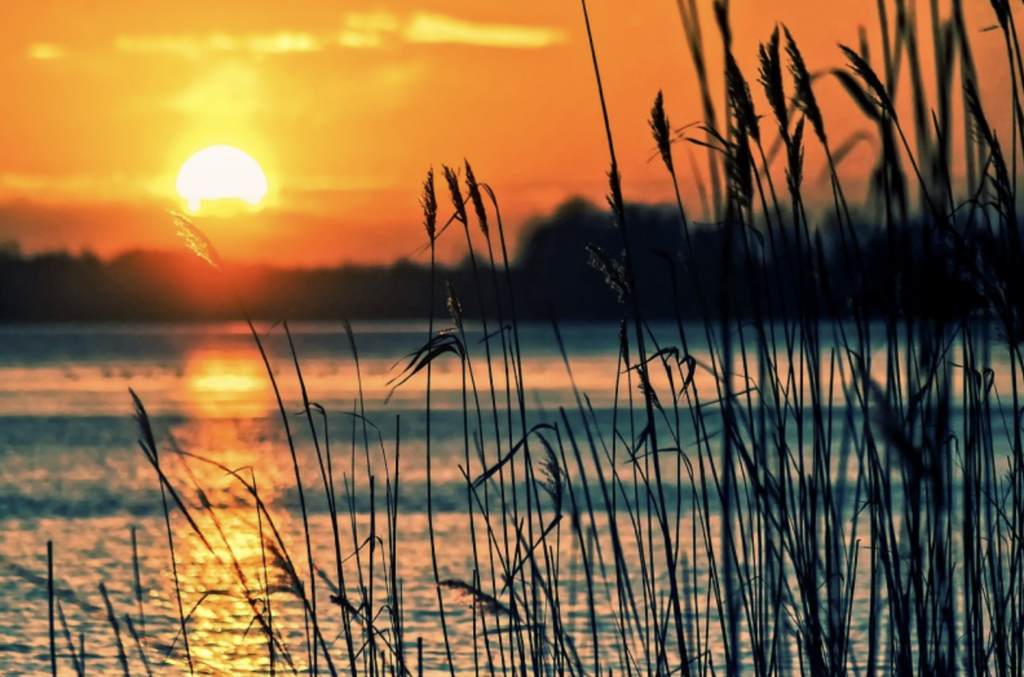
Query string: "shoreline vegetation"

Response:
xmin=0 ymin=201 xmax=1007 ymax=322
xmin=20 ymin=0 xmax=1024 ymax=676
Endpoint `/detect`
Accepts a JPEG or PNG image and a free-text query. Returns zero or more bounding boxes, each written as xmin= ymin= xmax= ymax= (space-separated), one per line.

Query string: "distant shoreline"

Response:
xmin=1 ymin=199 xmax=998 ymax=323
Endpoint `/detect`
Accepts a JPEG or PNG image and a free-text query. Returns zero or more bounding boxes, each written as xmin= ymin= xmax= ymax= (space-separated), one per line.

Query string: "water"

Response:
xmin=0 ymin=321 xmax=1019 ymax=675
xmin=0 ymin=321 xmax=636 ymax=676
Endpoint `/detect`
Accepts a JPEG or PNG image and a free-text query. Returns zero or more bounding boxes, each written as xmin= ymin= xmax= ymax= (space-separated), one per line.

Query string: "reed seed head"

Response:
xmin=725 ymin=130 xmax=754 ymax=210
xmin=840 ymin=44 xmax=893 ymax=115
xmin=649 ymin=90 xmax=675 ymax=174
xmin=587 ymin=245 xmax=629 ymax=303
xmin=784 ymin=26 xmax=827 ymax=146
xmin=726 ymin=52 xmax=760 ymax=143
xmin=420 ymin=168 xmax=438 ymax=242
xmin=439 ymin=579 xmax=517 ymax=620
xmin=443 ymin=165 xmax=468 ymax=225
xmin=634 ymin=365 xmax=663 ymax=412
xmin=464 ymin=160 xmax=489 ymax=238
xmin=606 ymin=163 xmax=626 ymax=228
xmin=541 ymin=446 xmax=563 ymax=514
xmin=759 ymin=27 xmax=788 ymax=142
xmin=446 ymin=280 xmax=464 ymax=329
xmin=964 ymin=79 xmax=994 ymax=147
xmin=173 ymin=213 xmax=223 ymax=271
xmin=265 ymin=539 xmax=304 ymax=599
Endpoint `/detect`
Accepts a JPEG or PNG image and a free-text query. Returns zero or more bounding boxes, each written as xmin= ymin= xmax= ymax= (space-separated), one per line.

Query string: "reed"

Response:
xmin=48 ymin=540 xmax=56 ymax=677
xmin=30 ymin=1 xmax=1024 ymax=675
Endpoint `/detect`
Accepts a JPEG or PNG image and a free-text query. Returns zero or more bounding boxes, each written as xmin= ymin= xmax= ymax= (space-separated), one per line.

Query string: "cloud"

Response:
xmin=403 ymin=12 xmax=566 ymax=49
xmin=115 ymin=32 xmax=322 ymax=58
xmin=27 ymin=43 xmax=65 ymax=60
xmin=114 ymin=13 xmax=565 ymax=58
xmin=245 ymin=33 xmax=321 ymax=54
xmin=337 ymin=11 xmax=401 ymax=49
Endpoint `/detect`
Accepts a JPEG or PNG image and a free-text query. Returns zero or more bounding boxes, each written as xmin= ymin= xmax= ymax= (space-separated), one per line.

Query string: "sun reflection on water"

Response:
xmin=162 ymin=453 xmax=316 ymax=675
xmin=184 ymin=350 xmax=274 ymax=418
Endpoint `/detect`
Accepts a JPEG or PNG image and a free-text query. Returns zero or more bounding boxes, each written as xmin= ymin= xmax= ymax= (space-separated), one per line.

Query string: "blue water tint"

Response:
xmin=0 ymin=320 xmax=1018 ymax=675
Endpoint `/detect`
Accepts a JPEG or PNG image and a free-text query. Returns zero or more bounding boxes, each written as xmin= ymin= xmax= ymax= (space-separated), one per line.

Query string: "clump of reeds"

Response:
xmin=36 ymin=2 xmax=1024 ymax=676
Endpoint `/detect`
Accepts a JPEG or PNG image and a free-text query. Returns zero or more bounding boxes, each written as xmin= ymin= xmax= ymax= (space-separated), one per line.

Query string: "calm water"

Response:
xmin=0 ymin=321 xmax=1017 ymax=675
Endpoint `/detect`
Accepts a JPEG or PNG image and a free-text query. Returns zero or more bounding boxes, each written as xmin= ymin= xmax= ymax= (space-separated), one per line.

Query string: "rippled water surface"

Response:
xmin=1 ymin=322 xmax=635 ymax=675
xmin=0 ymin=321 xmax=1017 ymax=675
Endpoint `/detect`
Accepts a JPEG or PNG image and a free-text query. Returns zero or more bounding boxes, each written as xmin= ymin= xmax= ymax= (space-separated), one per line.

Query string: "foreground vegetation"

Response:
xmin=37 ymin=0 xmax=1024 ymax=675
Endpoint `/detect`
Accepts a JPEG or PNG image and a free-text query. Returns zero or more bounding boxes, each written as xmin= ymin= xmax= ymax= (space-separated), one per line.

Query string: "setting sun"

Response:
xmin=6 ymin=2 xmax=1024 ymax=676
xmin=175 ymin=145 xmax=268 ymax=212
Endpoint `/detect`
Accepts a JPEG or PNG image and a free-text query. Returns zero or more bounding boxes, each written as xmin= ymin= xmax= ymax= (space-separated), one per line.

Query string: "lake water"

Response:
xmin=0 ymin=321 xmax=642 ymax=676
xmin=0 ymin=320 xmax=1018 ymax=675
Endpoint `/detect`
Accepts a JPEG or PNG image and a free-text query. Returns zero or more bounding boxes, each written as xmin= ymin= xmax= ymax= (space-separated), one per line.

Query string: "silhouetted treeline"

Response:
xmin=0 ymin=198 xmax=1004 ymax=322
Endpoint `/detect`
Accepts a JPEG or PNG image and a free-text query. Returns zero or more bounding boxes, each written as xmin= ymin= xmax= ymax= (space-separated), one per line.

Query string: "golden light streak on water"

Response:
xmin=161 ymin=449 xmax=315 ymax=674
xmin=184 ymin=350 xmax=274 ymax=418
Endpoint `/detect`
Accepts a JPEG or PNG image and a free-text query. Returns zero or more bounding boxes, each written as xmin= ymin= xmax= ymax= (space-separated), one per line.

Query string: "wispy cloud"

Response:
xmin=338 ymin=12 xmax=400 ymax=49
xmin=27 ymin=43 xmax=65 ymax=60
xmin=115 ymin=32 xmax=322 ymax=58
xmin=114 ymin=12 xmax=565 ymax=58
xmin=245 ymin=33 xmax=321 ymax=54
xmin=404 ymin=12 xmax=566 ymax=49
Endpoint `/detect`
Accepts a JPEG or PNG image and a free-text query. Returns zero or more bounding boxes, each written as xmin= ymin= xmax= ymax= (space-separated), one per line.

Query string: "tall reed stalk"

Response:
xmin=96 ymin=3 xmax=1024 ymax=676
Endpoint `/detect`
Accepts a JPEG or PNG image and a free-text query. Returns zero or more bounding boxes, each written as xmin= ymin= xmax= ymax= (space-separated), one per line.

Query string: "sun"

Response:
xmin=176 ymin=145 xmax=268 ymax=212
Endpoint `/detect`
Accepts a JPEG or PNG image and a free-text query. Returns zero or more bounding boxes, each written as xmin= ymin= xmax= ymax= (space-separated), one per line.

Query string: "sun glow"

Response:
xmin=185 ymin=350 xmax=272 ymax=417
xmin=176 ymin=145 xmax=268 ymax=212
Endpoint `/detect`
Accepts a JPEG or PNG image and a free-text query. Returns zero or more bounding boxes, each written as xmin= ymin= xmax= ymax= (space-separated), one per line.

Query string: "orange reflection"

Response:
xmin=185 ymin=350 xmax=274 ymax=417
xmin=161 ymin=455 xmax=314 ymax=674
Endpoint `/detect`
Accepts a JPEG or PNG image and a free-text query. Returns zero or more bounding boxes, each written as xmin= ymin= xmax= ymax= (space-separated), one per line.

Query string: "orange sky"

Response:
xmin=0 ymin=1 xmax=1016 ymax=266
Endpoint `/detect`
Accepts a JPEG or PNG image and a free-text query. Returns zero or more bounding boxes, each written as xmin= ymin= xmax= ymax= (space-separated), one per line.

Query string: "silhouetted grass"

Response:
xmin=26 ymin=1 xmax=1024 ymax=675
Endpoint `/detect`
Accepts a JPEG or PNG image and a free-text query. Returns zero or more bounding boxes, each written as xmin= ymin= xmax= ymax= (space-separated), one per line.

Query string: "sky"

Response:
xmin=0 ymin=1 xmax=1017 ymax=266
